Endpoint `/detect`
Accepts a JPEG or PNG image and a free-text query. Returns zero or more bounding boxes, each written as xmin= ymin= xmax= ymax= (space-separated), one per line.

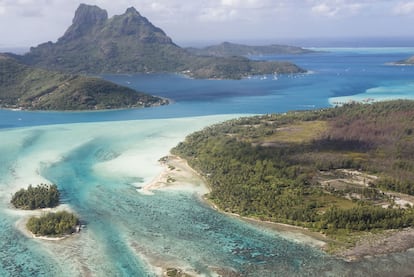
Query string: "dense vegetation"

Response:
xmin=11 ymin=184 xmax=60 ymax=210
xmin=26 ymin=211 xmax=79 ymax=236
xmin=0 ymin=55 xmax=167 ymax=110
xmin=14 ymin=4 xmax=305 ymax=79
xmin=172 ymin=100 xmax=414 ymax=236
xmin=186 ymin=41 xmax=315 ymax=57
xmin=12 ymin=184 xmax=82 ymax=237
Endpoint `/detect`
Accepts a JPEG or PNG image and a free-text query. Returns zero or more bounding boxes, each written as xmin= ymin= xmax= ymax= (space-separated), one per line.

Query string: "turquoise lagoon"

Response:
xmin=1 ymin=48 xmax=414 ymax=276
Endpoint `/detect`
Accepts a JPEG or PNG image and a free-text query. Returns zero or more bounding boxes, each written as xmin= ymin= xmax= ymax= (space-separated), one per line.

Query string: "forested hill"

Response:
xmin=0 ymin=55 xmax=167 ymax=110
xmin=14 ymin=4 xmax=305 ymax=80
xmin=186 ymin=42 xmax=315 ymax=57
xmin=172 ymin=100 xmax=414 ymax=240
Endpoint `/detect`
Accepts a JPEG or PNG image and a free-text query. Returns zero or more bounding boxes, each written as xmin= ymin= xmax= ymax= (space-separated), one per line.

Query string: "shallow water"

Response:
xmin=1 ymin=49 xmax=414 ymax=276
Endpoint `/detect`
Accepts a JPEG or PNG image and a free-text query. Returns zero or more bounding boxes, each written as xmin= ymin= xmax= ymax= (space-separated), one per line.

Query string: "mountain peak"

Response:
xmin=106 ymin=7 xmax=173 ymax=44
xmin=125 ymin=7 xmax=140 ymax=16
xmin=73 ymin=4 xmax=108 ymax=26
xmin=60 ymin=4 xmax=108 ymax=42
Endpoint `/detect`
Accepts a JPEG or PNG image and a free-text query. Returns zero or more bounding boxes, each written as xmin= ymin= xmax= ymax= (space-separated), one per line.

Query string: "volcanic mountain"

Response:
xmin=19 ymin=4 xmax=305 ymax=79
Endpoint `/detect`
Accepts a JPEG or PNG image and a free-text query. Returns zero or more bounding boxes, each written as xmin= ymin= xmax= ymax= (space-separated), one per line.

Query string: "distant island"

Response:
xmin=12 ymin=4 xmax=305 ymax=80
xmin=172 ymin=100 xmax=414 ymax=257
xmin=394 ymin=55 xmax=414 ymax=65
xmin=0 ymin=55 xmax=167 ymax=110
xmin=11 ymin=184 xmax=80 ymax=238
xmin=186 ymin=41 xmax=316 ymax=57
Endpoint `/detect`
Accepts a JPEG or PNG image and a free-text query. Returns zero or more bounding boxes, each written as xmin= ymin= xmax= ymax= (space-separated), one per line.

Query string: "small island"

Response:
xmin=26 ymin=211 xmax=80 ymax=237
xmin=11 ymin=184 xmax=80 ymax=238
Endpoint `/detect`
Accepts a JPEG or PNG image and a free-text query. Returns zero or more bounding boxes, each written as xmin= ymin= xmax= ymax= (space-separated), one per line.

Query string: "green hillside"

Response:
xmin=0 ymin=55 xmax=167 ymax=110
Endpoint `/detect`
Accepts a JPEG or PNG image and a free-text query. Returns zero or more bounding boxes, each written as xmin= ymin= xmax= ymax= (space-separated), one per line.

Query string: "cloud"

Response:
xmin=311 ymin=3 xmax=339 ymax=17
xmin=198 ymin=8 xmax=233 ymax=22
xmin=309 ymin=0 xmax=369 ymax=17
xmin=393 ymin=1 xmax=414 ymax=15
xmin=196 ymin=0 xmax=288 ymax=22
xmin=0 ymin=0 xmax=55 ymax=17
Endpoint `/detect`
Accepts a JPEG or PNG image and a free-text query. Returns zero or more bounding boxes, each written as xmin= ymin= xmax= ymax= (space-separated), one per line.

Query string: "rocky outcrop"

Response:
xmin=60 ymin=4 xmax=108 ymax=42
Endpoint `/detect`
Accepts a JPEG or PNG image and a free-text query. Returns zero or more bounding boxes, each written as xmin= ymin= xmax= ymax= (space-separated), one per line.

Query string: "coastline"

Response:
xmin=0 ymin=96 xmax=169 ymax=112
xmin=142 ymin=154 xmax=414 ymax=262
xmin=141 ymin=155 xmax=328 ymax=248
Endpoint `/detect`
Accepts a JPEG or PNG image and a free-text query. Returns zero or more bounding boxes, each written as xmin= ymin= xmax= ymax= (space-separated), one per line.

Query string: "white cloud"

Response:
xmin=309 ymin=0 xmax=369 ymax=17
xmin=220 ymin=0 xmax=273 ymax=8
xmin=221 ymin=0 xmax=240 ymax=6
xmin=199 ymin=7 xmax=239 ymax=22
xmin=311 ymin=3 xmax=339 ymax=17
xmin=196 ymin=0 xmax=288 ymax=22
xmin=393 ymin=1 xmax=414 ymax=15
xmin=0 ymin=0 xmax=56 ymax=17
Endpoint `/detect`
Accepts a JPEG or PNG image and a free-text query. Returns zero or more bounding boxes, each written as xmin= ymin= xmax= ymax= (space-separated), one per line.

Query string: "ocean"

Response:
xmin=1 ymin=48 xmax=414 ymax=276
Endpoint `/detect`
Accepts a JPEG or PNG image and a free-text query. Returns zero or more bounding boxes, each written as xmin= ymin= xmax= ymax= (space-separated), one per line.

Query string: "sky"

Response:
xmin=0 ymin=0 xmax=413 ymax=48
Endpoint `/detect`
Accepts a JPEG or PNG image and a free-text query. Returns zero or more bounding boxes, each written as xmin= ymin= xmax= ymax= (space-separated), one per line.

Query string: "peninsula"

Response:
xmin=0 ymin=54 xmax=167 ymax=110
xmin=171 ymin=100 xmax=414 ymax=257
xmin=14 ymin=4 xmax=305 ymax=80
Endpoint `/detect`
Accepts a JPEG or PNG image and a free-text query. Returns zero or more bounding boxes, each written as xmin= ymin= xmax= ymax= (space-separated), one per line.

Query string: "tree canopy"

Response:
xmin=11 ymin=184 xmax=60 ymax=210
xmin=26 ymin=211 xmax=79 ymax=236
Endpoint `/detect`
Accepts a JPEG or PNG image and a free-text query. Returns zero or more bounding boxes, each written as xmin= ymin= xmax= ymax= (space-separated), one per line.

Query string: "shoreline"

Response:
xmin=142 ymin=154 xmax=414 ymax=262
xmin=141 ymin=155 xmax=328 ymax=248
xmin=0 ymin=96 xmax=170 ymax=113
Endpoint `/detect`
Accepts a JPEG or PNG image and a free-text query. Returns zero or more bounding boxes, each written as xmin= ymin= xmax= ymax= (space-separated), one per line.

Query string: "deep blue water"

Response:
xmin=1 ymin=47 xmax=413 ymax=129
xmin=1 ymin=48 xmax=414 ymax=276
